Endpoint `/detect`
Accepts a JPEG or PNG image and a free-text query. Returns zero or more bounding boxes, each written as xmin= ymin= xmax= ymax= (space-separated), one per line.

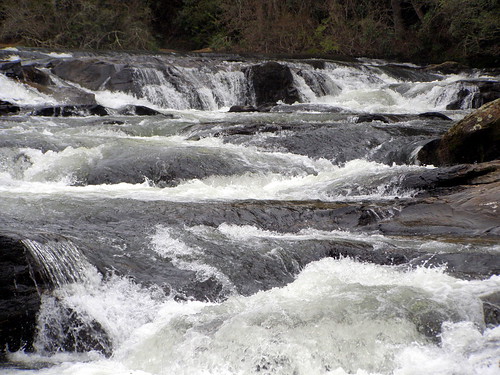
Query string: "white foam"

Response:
xmin=19 ymin=146 xmax=104 ymax=183
xmin=4 ymin=54 xmax=21 ymax=61
xmin=151 ymin=226 xmax=236 ymax=295
xmin=43 ymin=52 xmax=73 ymax=58
xmin=94 ymin=90 xmax=161 ymax=110
xmin=0 ymin=74 xmax=58 ymax=106
xmin=0 ymin=157 xmax=423 ymax=203
xmin=6 ymin=257 xmax=499 ymax=375
xmin=297 ymin=63 xmax=480 ymax=113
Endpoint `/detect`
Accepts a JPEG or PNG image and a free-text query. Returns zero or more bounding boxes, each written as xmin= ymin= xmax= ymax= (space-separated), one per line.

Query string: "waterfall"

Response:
xmin=22 ymin=237 xmax=93 ymax=288
xmin=131 ymin=65 xmax=247 ymax=110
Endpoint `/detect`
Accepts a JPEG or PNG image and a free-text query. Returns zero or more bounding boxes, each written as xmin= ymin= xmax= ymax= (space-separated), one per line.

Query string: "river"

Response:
xmin=0 ymin=47 xmax=499 ymax=375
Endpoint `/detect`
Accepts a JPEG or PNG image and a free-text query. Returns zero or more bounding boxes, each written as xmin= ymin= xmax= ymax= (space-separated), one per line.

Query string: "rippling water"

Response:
xmin=1 ymin=48 xmax=499 ymax=374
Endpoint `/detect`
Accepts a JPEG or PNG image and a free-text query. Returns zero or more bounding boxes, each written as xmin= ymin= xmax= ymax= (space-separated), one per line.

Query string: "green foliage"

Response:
xmin=176 ymin=0 xmax=223 ymax=49
xmin=0 ymin=0 xmax=155 ymax=50
xmin=0 ymin=0 xmax=497 ymax=64
xmin=416 ymin=0 xmax=500 ymax=61
xmin=313 ymin=21 xmax=339 ymax=54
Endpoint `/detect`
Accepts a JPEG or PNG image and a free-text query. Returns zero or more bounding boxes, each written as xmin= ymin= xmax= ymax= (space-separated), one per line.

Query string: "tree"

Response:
xmin=0 ymin=0 xmax=155 ymax=50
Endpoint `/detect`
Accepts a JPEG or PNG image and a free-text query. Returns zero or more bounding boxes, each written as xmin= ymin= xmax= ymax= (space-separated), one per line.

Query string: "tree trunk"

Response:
xmin=391 ymin=0 xmax=404 ymax=38
xmin=411 ymin=0 xmax=425 ymax=23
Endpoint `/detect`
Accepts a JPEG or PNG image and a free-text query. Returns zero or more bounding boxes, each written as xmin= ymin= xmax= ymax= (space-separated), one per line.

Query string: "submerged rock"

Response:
xmin=117 ymin=105 xmax=169 ymax=116
xmin=228 ymin=103 xmax=277 ymax=113
xmin=356 ymin=112 xmax=452 ymax=124
xmin=270 ymin=103 xmax=343 ymax=113
xmin=229 ymin=105 xmax=259 ymax=112
xmin=481 ymin=292 xmax=500 ymax=327
xmin=31 ymin=104 xmax=109 ymax=117
xmin=244 ymin=62 xmax=300 ymax=106
xmin=418 ymin=98 xmax=500 ymax=165
xmin=0 ymin=100 xmax=20 ymax=116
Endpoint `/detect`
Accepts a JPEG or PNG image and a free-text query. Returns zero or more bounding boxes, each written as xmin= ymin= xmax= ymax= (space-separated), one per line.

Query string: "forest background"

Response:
xmin=0 ymin=0 xmax=498 ymax=66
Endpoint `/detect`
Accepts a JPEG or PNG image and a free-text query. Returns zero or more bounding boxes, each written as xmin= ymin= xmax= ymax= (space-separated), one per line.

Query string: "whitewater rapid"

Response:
xmin=1 ymin=48 xmax=499 ymax=375
xmin=5 ymin=256 xmax=500 ymax=375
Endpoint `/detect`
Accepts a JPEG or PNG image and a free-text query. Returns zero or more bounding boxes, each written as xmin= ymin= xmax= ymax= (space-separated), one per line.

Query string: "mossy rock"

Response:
xmin=419 ymin=98 xmax=500 ymax=165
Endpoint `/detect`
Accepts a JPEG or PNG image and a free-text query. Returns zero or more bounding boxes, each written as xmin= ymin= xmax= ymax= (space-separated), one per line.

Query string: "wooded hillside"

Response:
xmin=0 ymin=0 xmax=498 ymax=65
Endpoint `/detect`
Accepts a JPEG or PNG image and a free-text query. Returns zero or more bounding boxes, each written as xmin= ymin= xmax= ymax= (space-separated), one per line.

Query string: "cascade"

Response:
xmin=22 ymin=237 xmax=93 ymax=288
xmin=1 ymin=47 xmax=499 ymax=375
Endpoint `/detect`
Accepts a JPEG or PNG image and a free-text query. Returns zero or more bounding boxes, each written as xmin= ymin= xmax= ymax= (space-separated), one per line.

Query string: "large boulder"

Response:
xmin=0 ymin=60 xmax=23 ymax=79
xmin=418 ymin=98 xmax=500 ymax=165
xmin=446 ymin=80 xmax=500 ymax=110
xmin=50 ymin=59 xmax=118 ymax=91
xmin=50 ymin=58 xmax=138 ymax=93
xmin=244 ymin=62 xmax=300 ymax=106
xmin=0 ymin=61 xmax=52 ymax=86
xmin=1 ymin=60 xmax=97 ymax=105
xmin=0 ymin=234 xmax=44 ymax=357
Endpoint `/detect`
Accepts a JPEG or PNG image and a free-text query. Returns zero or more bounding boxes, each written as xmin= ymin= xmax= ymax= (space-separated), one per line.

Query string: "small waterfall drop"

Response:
xmin=22 ymin=237 xmax=93 ymax=287
xmin=131 ymin=65 xmax=247 ymax=110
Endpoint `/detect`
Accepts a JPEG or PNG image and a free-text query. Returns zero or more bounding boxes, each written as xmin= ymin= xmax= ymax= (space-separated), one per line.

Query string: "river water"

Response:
xmin=1 ymin=48 xmax=499 ymax=374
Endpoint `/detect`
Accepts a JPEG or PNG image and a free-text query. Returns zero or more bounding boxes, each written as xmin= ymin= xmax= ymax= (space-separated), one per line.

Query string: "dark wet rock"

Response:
xmin=377 ymin=64 xmax=441 ymax=82
xmin=0 ymin=61 xmax=53 ymax=86
xmin=185 ymin=122 xmax=294 ymax=139
xmin=400 ymin=162 xmax=499 ymax=192
xmin=296 ymin=69 xmax=341 ymax=97
xmin=304 ymin=60 xmax=327 ymax=70
xmin=410 ymin=253 xmax=500 ymax=280
xmin=39 ymin=296 xmax=112 ymax=357
xmin=326 ymin=242 xmax=414 ymax=266
xmin=103 ymin=120 xmax=126 ymax=125
xmin=424 ymin=61 xmax=467 ymax=74
xmin=445 ymin=88 xmax=471 ymax=110
xmin=0 ymin=60 xmax=23 ymax=79
xmin=0 ymin=234 xmax=46 ymax=357
xmin=43 ymin=86 xmax=97 ymax=106
xmin=50 ymin=58 xmax=141 ymax=96
xmin=20 ymin=65 xmax=53 ymax=86
xmin=0 ymin=100 xmax=20 ymax=116
xmin=379 ymin=161 xmax=500 ymax=238
xmin=117 ymin=105 xmax=168 ymax=116
xmin=229 ymin=105 xmax=258 ymax=112
xmin=446 ymin=80 xmax=500 ymax=110
xmin=104 ymin=65 xmax=135 ymax=92
xmin=244 ymin=62 xmax=300 ymax=106
xmin=481 ymin=292 xmax=500 ymax=327
xmin=31 ymin=104 xmax=109 ymax=117
xmin=85 ymin=147 xmax=251 ymax=186
xmin=418 ymin=112 xmax=452 ymax=121
xmin=271 ymin=103 xmax=343 ymax=113
xmin=50 ymin=59 xmax=118 ymax=91
xmin=228 ymin=103 xmax=277 ymax=113
xmin=356 ymin=114 xmax=398 ymax=123
xmin=204 ymin=119 xmax=446 ymax=165
xmin=356 ymin=112 xmax=452 ymax=124
xmin=406 ymin=298 xmax=460 ymax=342
xmin=256 ymin=102 xmax=278 ymax=112
xmin=1 ymin=60 xmax=97 ymax=106
xmin=419 ymin=99 xmax=500 ymax=166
